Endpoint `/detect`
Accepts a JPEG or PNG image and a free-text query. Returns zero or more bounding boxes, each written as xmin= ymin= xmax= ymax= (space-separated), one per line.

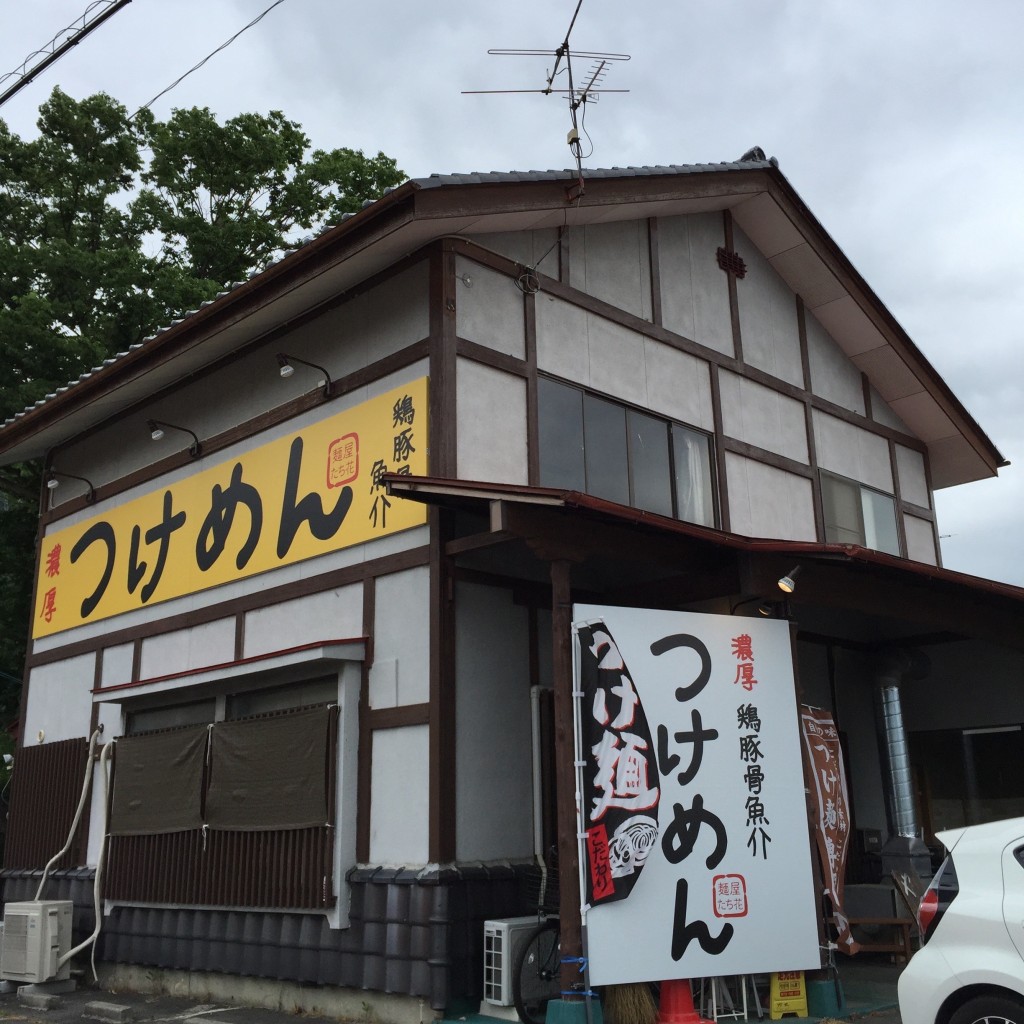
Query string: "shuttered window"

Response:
xmin=105 ymin=703 xmax=337 ymax=908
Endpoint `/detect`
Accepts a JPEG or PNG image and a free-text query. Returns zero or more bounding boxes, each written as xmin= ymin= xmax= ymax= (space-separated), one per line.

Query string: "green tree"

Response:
xmin=0 ymin=88 xmax=404 ymax=713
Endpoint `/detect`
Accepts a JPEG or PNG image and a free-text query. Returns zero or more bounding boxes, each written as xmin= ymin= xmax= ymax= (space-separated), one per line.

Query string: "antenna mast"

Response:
xmin=463 ymin=0 xmax=630 ymax=200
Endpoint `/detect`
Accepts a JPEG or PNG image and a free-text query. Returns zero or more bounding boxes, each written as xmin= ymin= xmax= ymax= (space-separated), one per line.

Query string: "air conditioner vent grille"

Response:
xmin=482 ymin=916 xmax=546 ymax=1008
xmin=0 ymin=901 xmax=73 ymax=984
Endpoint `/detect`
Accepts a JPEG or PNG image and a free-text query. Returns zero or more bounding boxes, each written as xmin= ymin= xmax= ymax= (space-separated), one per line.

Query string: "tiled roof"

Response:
xmin=412 ymin=154 xmax=777 ymax=188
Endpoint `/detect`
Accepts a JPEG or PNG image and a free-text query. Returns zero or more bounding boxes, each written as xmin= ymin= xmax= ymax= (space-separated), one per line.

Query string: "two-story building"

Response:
xmin=1 ymin=152 xmax=1022 ymax=1019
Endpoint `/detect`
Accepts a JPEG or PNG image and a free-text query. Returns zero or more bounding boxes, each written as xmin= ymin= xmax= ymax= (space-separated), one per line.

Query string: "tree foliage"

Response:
xmin=0 ymin=88 xmax=404 ymax=707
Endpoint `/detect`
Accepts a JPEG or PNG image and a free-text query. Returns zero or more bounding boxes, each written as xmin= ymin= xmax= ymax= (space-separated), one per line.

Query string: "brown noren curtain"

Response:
xmin=205 ymin=705 xmax=331 ymax=831
xmin=109 ymin=725 xmax=208 ymax=835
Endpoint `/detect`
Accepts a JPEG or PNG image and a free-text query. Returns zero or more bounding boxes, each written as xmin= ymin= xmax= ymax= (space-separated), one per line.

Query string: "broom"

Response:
xmin=604 ymin=983 xmax=659 ymax=1024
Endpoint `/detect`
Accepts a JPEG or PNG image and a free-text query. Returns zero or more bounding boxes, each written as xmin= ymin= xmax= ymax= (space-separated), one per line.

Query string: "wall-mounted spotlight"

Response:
xmin=46 ymin=470 xmax=95 ymax=503
xmin=276 ymin=353 xmax=332 ymax=398
xmin=147 ymin=419 xmax=202 ymax=457
xmin=777 ymin=565 xmax=802 ymax=594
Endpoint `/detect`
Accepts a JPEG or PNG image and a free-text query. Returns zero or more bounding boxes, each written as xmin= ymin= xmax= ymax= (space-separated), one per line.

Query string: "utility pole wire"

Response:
xmin=0 ymin=0 xmax=134 ymax=109
xmin=133 ymin=0 xmax=289 ymax=117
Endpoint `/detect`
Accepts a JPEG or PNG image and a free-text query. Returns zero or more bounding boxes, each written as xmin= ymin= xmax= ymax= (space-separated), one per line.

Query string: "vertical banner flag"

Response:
xmin=577 ymin=621 xmax=661 ymax=907
xmin=799 ymin=706 xmax=859 ymax=954
xmin=574 ymin=605 xmax=819 ymax=987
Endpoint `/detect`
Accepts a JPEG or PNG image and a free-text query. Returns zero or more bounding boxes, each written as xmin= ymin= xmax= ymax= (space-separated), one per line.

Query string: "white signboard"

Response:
xmin=573 ymin=604 xmax=819 ymax=986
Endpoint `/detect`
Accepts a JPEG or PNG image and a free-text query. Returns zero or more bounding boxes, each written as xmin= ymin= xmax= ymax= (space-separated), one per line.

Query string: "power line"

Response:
xmin=133 ymin=0 xmax=289 ymax=117
xmin=0 ymin=0 xmax=134 ymax=109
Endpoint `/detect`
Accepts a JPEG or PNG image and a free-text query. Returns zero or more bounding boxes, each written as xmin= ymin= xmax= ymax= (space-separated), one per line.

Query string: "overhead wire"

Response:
xmin=0 ymin=0 xmax=133 ymax=108
xmin=132 ymin=0 xmax=289 ymax=117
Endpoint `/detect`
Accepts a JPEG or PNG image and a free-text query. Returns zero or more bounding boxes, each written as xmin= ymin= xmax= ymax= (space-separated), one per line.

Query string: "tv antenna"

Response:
xmin=463 ymin=0 xmax=630 ymax=200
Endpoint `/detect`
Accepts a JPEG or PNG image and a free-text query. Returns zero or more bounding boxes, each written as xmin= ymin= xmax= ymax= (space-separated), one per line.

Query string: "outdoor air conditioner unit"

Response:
xmin=483 ymin=916 xmax=546 ymax=1008
xmin=0 ymin=901 xmax=73 ymax=984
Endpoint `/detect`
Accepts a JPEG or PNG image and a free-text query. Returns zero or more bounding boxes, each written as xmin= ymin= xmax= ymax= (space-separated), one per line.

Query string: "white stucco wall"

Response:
xmin=454 ymin=582 xmax=533 ymax=863
xmin=472 ymin=229 xmax=561 ymax=277
xmin=332 ymin=661 xmax=362 ymax=927
xmin=644 ymin=338 xmax=715 ymax=431
xmin=23 ymin=653 xmax=95 ymax=744
xmin=869 ymin=385 xmax=912 ymax=434
xmin=369 ymin=565 xmax=430 ymax=709
xmin=656 ymin=213 xmax=734 ymax=356
xmin=725 ymin=453 xmax=816 ymax=541
xmin=243 ymin=585 xmax=364 ymax=659
xmin=734 ymin=227 xmax=803 ymax=387
xmin=370 ymin=723 xmax=430 ymax=865
xmin=139 ymin=617 xmax=236 ymax=680
xmin=806 ymin=311 xmax=866 ymax=415
xmin=719 ymin=370 xmax=809 ymax=463
xmin=812 ymin=409 xmax=894 ymax=493
xmin=456 ymin=360 xmax=529 ymax=484
xmin=535 ymin=295 xmax=714 ymax=432
xmin=100 ymin=643 xmax=135 ymax=686
xmin=455 ymin=257 xmax=526 ymax=359
xmin=54 ymin=268 xmax=429 ymax=493
xmin=895 ymin=445 xmax=930 ymax=508
xmin=567 ymin=219 xmax=652 ymax=321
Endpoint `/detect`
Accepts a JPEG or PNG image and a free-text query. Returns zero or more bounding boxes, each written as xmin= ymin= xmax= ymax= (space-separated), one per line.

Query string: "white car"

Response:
xmin=898 ymin=816 xmax=1024 ymax=1024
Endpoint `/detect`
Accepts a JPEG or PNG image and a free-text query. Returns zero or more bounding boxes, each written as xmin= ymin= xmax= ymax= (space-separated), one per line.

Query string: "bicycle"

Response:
xmin=512 ymin=916 xmax=561 ymax=1024
xmin=511 ymin=849 xmax=563 ymax=1024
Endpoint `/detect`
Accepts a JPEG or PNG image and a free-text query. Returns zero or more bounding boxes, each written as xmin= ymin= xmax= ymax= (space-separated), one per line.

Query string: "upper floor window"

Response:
xmin=537 ymin=377 xmax=715 ymax=527
xmin=821 ymin=471 xmax=900 ymax=556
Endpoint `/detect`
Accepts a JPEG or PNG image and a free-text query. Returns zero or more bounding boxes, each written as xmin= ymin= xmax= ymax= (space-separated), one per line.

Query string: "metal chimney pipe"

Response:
xmin=872 ymin=647 xmax=932 ymax=877
xmin=875 ymin=682 xmax=917 ymax=838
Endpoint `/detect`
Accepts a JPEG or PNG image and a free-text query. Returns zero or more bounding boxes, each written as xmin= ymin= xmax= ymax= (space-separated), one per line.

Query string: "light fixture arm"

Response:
xmin=276 ymin=353 xmax=333 ymax=398
xmin=46 ymin=470 xmax=95 ymax=504
xmin=147 ymin=419 xmax=202 ymax=457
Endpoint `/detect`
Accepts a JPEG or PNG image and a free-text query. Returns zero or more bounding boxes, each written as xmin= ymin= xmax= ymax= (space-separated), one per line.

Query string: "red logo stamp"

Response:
xmin=712 ymin=873 xmax=748 ymax=917
xmin=327 ymin=434 xmax=359 ymax=488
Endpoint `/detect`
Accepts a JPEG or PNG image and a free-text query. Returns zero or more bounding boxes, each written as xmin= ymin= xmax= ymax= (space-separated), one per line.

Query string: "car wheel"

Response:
xmin=950 ymin=995 xmax=1024 ymax=1024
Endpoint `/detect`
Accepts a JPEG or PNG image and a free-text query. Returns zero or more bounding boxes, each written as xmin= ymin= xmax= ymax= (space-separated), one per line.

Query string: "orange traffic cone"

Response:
xmin=656 ymin=979 xmax=711 ymax=1024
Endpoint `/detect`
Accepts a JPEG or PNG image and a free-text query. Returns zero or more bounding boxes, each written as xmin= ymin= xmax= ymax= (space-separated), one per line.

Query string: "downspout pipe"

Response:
xmin=872 ymin=647 xmax=932 ymax=878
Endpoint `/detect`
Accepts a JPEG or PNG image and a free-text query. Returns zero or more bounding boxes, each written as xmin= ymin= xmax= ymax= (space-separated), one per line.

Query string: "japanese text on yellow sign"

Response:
xmin=34 ymin=379 xmax=428 ymax=639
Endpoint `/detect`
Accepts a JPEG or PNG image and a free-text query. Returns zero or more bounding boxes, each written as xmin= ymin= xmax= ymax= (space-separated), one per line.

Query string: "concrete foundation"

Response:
xmin=97 ymin=964 xmax=434 ymax=1024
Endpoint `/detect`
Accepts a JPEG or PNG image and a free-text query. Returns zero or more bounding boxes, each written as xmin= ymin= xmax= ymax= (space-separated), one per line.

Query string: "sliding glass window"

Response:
xmin=821 ymin=471 xmax=900 ymax=556
xmin=538 ymin=377 xmax=715 ymax=527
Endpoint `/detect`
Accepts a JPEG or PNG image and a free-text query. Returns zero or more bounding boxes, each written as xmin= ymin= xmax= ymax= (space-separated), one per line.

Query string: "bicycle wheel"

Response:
xmin=513 ymin=919 xmax=561 ymax=1024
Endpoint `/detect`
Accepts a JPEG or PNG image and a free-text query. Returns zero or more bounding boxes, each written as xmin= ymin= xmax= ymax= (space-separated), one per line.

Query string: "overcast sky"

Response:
xmin=2 ymin=0 xmax=1022 ymax=585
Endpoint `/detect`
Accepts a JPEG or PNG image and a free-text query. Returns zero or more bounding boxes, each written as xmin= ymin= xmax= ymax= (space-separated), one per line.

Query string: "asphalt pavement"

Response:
xmin=0 ymin=980 xmax=356 ymax=1024
xmin=0 ymin=962 xmax=904 ymax=1024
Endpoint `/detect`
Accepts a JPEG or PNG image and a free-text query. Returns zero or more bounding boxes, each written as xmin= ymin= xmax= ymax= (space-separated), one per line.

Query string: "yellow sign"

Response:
xmin=769 ymin=970 xmax=808 ymax=1020
xmin=33 ymin=379 xmax=428 ymax=638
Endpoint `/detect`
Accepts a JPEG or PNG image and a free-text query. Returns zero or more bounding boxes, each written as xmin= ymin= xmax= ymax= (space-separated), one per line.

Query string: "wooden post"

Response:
xmin=551 ymin=558 xmax=583 ymax=1003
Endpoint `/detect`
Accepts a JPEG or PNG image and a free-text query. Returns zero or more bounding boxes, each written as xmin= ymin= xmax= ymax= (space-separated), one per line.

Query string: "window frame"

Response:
xmin=819 ymin=470 xmax=902 ymax=556
xmin=537 ymin=374 xmax=718 ymax=528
